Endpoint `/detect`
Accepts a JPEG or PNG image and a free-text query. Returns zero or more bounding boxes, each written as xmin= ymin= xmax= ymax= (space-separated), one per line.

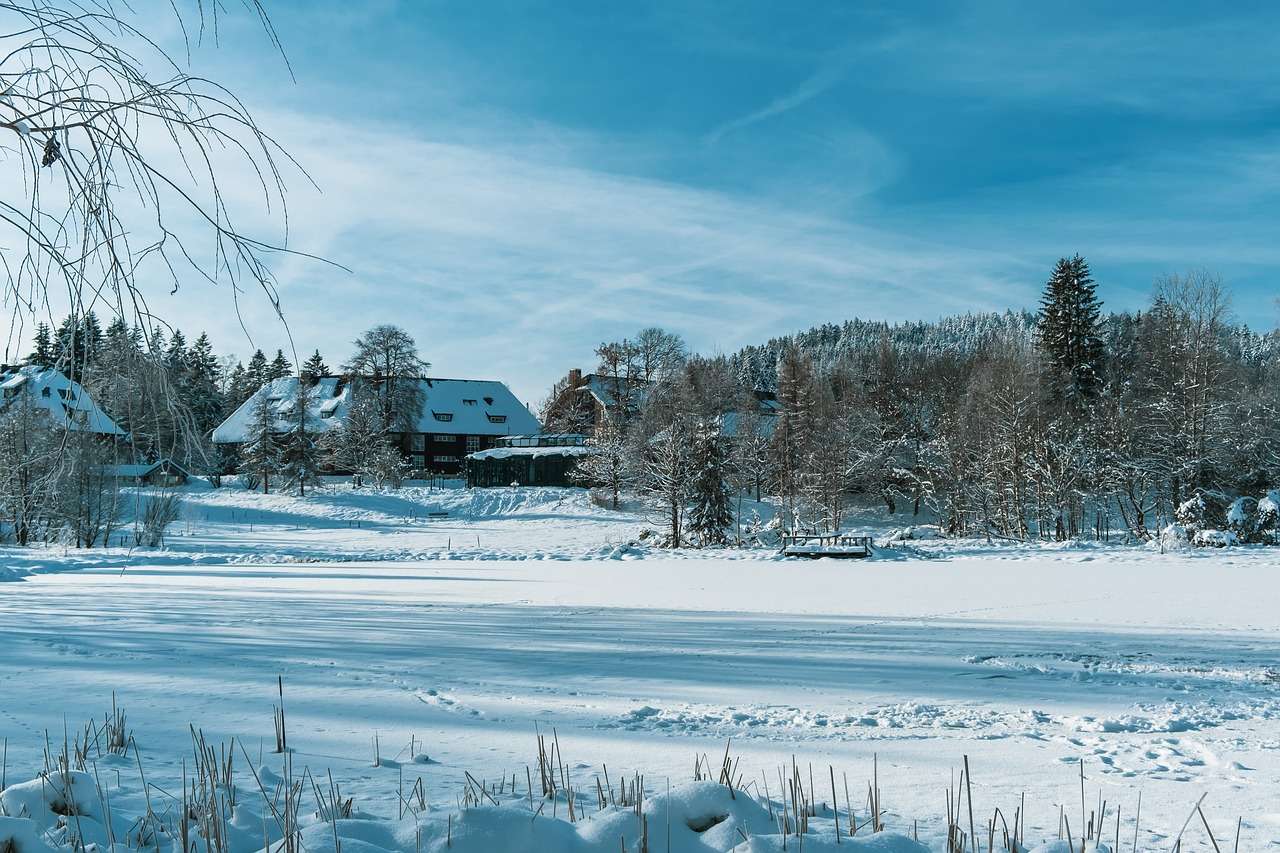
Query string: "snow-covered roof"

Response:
xmin=720 ymin=411 xmax=778 ymax=439
xmin=98 ymin=459 xmax=191 ymax=479
xmin=212 ymin=376 xmax=541 ymax=444
xmin=0 ymin=365 xmax=124 ymax=435
xmin=467 ymin=445 xmax=597 ymax=461
xmin=578 ymin=374 xmax=651 ymax=410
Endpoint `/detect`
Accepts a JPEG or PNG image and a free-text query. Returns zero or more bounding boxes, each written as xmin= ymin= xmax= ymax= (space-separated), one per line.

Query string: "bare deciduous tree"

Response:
xmin=0 ymin=2 xmax=310 ymax=350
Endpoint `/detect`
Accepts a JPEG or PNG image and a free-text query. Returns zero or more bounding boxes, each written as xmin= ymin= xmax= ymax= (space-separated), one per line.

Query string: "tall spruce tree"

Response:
xmin=246 ymin=349 xmax=269 ymax=388
xmin=687 ymin=422 xmax=733 ymax=546
xmin=187 ymin=334 xmax=225 ymax=438
xmin=28 ymin=323 xmax=53 ymax=366
xmin=280 ymin=379 xmax=322 ymax=496
xmin=267 ymin=349 xmax=293 ymax=381
xmin=300 ymin=350 xmax=330 ymax=381
xmin=1037 ymin=255 xmax=1105 ymax=403
xmin=239 ymin=394 xmax=281 ymax=493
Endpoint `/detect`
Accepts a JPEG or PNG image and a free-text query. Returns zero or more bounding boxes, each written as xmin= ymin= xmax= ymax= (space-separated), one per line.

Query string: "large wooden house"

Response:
xmin=212 ymin=375 xmax=541 ymax=476
xmin=541 ymin=368 xmax=651 ymax=436
xmin=0 ymin=365 xmax=125 ymax=437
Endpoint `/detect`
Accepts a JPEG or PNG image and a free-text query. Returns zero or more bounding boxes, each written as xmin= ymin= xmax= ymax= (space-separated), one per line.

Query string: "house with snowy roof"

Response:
xmin=541 ymin=368 xmax=652 ymax=436
xmin=212 ymin=375 xmax=541 ymax=476
xmin=0 ymin=365 xmax=125 ymax=436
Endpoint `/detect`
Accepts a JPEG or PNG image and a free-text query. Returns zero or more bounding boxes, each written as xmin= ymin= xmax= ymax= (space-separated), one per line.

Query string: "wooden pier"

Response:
xmin=780 ymin=532 xmax=874 ymax=559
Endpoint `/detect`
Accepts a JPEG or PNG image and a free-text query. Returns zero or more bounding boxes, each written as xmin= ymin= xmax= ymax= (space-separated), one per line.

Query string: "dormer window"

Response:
xmin=483 ymin=396 xmax=494 ymax=405
xmin=433 ymin=411 xmax=453 ymax=422
xmin=487 ymin=414 xmax=507 ymax=424
xmin=463 ymin=399 xmax=477 ymax=406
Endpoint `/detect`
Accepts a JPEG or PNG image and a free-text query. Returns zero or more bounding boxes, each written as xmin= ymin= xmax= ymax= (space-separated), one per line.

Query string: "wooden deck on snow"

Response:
xmin=780 ymin=533 xmax=874 ymax=559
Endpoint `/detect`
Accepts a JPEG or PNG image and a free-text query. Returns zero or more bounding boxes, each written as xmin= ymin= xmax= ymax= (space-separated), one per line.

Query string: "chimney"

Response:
xmin=568 ymin=368 xmax=582 ymax=387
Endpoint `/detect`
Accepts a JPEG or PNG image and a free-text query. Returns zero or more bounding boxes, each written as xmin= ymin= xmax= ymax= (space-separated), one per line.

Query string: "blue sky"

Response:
xmin=110 ymin=2 xmax=1280 ymax=402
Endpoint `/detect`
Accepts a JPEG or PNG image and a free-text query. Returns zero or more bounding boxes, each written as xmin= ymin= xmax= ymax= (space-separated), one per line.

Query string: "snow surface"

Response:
xmin=1 ymin=485 xmax=1277 ymax=850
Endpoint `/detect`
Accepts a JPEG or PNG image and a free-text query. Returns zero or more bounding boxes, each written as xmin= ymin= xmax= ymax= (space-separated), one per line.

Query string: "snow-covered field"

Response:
xmin=1 ymin=484 xmax=1277 ymax=851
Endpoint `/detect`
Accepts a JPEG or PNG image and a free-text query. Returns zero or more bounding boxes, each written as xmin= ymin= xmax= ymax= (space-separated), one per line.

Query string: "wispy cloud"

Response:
xmin=146 ymin=109 xmax=1030 ymax=401
xmin=705 ymin=57 xmax=850 ymax=145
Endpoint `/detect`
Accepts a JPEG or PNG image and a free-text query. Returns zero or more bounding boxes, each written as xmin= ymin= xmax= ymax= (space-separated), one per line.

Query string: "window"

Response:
xmin=486 ymin=414 xmax=507 ymax=424
xmin=432 ymin=411 xmax=453 ymax=422
xmin=483 ymin=396 xmax=494 ymax=405
xmin=465 ymin=436 xmax=480 ymax=453
xmin=411 ymin=434 xmax=425 ymax=451
xmin=463 ymin=399 xmax=477 ymax=406
xmin=433 ymin=434 xmax=455 ymax=442
xmin=433 ymin=455 xmax=457 ymax=464
xmin=41 ymin=387 xmax=51 ymax=397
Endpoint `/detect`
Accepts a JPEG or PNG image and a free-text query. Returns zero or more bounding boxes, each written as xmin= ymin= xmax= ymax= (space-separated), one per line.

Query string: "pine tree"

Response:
xmin=246 ymin=349 xmax=269 ymax=388
xmin=186 ymin=333 xmax=224 ymax=438
xmin=300 ymin=350 xmax=329 ymax=381
xmin=280 ymin=379 xmax=322 ymax=496
xmin=225 ymin=362 xmax=255 ymax=410
xmin=687 ymin=422 xmax=732 ymax=546
xmin=239 ymin=394 xmax=281 ymax=493
xmin=164 ymin=329 xmax=189 ymax=376
xmin=1037 ymin=255 xmax=1105 ymax=403
xmin=82 ymin=311 xmax=103 ymax=366
xmin=267 ymin=349 xmax=292 ymax=381
xmin=28 ymin=323 xmax=53 ymax=366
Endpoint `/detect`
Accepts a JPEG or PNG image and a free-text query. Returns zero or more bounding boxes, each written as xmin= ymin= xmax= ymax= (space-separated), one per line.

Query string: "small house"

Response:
xmin=100 ymin=459 xmax=192 ymax=486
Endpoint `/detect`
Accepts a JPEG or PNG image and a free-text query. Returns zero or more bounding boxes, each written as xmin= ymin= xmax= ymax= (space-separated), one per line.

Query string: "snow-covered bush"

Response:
xmin=1154 ymin=523 xmax=1192 ymax=551
xmin=1174 ymin=494 xmax=1205 ymax=528
xmin=1226 ymin=496 xmax=1258 ymax=542
xmin=1258 ymin=489 xmax=1280 ymax=543
xmin=1193 ymin=528 xmax=1238 ymax=548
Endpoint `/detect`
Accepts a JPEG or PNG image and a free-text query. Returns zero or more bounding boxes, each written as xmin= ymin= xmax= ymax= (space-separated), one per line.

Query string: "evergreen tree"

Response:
xmin=1037 ymin=255 xmax=1105 ymax=402
xmin=239 ymin=394 xmax=281 ymax=493
xmin=186 ymin=333 xmax=224 ymax=438
xmin=246 ymin=349 xmax=269 ymax=387
xmin=51 ymin=312 xmax=104 ymax=381
xmin=164 ymin=329 xmax=189 ymax=376
xmin=300 ymin=349 xmax=329 ymax=381
xmin=225 ymin=362 xmax=255 ymax=410
xmin=82 ymin=311 xmax=103 ymax=364
xmin=280 ymin=379 xmax=322 ymax=496
xmin=687 ymin=422 xmax=732 ymax=546
xmin=267 ymin=349 xmax=292 ymax=381
xmin=28 ymin=323 xmax=53 ymax=366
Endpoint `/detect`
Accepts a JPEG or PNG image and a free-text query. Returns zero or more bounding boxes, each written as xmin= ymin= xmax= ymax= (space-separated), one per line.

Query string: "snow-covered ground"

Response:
xmin=1 ymin=484 xmax=1277 ymax=851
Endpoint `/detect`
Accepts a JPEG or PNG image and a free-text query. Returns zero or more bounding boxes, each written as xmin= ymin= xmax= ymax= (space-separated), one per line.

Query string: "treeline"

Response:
xmin=0 ymin=317 xmax=402 ymax=548
xmin=23 ymin=314 xmax=331 ymax=468
xmin=552 ymin=262 xmax=1280 ymax=547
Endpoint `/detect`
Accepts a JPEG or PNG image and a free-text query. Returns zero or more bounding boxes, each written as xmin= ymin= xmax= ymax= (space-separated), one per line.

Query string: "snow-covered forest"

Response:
xmin=5 ymin=258 xmax=1278 ymax=551
xmin=548 ymin=261 xmax=1280 ymax=548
